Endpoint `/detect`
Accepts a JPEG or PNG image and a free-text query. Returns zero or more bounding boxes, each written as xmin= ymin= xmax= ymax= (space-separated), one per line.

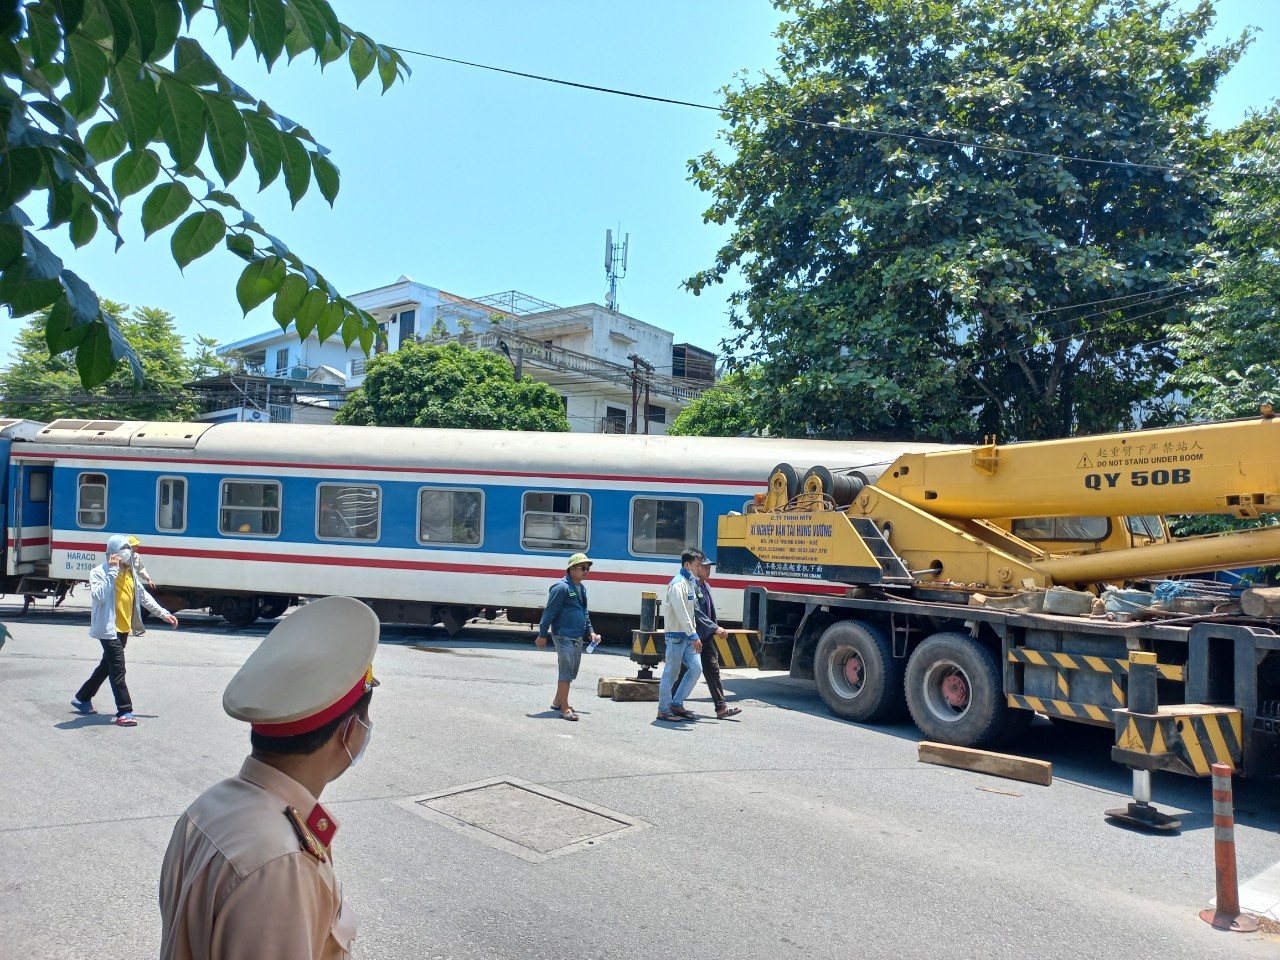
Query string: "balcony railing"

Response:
xmin=473 ymin=331 xmax=705 ymax=403
xmin=348 ymin=334 xmax=707 ymax=403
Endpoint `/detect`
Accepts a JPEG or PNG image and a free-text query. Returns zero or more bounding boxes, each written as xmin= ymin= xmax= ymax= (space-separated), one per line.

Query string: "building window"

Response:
xmin=77 ymin=473 xmax=107 ymax=528
xmin=274 ymin=347 xmax=289 ymax=373
xmin=604 ymin=406 xmax=627 ymax=434
xmin=317 ymin=484 xmax=381 ymax=541
xmin=157 ymin=477 xmax=187 ymax=532
xmin=521 ymin=491 xmax=590 ymax=551
xmin=417 ymin=488 xmax=483 ymax=546
xmin=220 ymin=480 xmax=281 ymax=537
xmin=631 ymin=497 xmax=701 ymax=557
xmin=1011 ymin=516 xmax=1110 ymax=542
xmin=398 ymin=308 xmax=416 ymax=348
xmin=646 ymin=404 xmax=666 ymax=425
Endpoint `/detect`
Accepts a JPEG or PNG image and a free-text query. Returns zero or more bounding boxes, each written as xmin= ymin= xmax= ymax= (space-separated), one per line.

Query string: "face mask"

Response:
xmin=343 ymin=715 xmax=372 ymax=767
xmin=118 ymin=548 xmax=133 ymax=565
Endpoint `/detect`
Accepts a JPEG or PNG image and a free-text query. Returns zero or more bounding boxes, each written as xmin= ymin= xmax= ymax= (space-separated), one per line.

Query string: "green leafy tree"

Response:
xmin=0 ymin=1 xmax=409 ymax=387
xmin=0 ymin=300 xmax=202 ymax=419
xmin=1168 ymin=112 xmax=1280 ymax=421
xmin=335 ymin=341 xmax=571 ymax=432
xmin=688 ymin=0 xmax=1247 ymax=441
xmin=668 ymin=370 xmax=765 ymax=437
xmin=189 ymin=332 xmax=229 ymax=379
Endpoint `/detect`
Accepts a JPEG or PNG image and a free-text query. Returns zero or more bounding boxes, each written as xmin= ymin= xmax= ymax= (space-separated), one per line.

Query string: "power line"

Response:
xmin=391 ymin=46 xmax=1278 ymax=182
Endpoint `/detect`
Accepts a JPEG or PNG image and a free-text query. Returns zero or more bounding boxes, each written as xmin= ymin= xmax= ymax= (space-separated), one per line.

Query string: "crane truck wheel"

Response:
xmin=813 ymin=620 xmax=903 ymax=723
xmin=904 ymin=632 xmax=1008 ymax=748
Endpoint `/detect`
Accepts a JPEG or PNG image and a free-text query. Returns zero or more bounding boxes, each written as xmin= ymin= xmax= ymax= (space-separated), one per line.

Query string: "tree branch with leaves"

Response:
xmin=0 ymin=0 xmax=409 ymax=387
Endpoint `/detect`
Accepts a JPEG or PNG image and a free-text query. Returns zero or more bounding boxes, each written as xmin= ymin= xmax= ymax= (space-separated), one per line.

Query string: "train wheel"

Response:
xmin=813 ymin=620 xmax=902 ymax=723
xmin=216 ymin=595 xmax=258 ymax=627
xmin=256 ymin=596 xmax=290 ymax=620
xmin=905 ymin=632 xmax=1007 ymax=748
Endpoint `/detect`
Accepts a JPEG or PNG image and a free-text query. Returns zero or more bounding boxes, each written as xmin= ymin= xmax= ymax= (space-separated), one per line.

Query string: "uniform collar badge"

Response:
xmin=285 ymin=805 xmax=328 ymax=862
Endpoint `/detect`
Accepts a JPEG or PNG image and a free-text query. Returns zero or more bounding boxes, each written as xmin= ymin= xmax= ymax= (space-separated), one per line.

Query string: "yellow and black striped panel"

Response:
xmin=1008 ymin=693 xmax=1111 ymax=723
xmin=630 ymin=631 xmax=664 ymax=658
xmin=1113 ymin=708 xmax=1242 ymax=775
xmin=714 ymin=631 xmax=758 ymax=668
xmin=1007 ymin=648 xmax=1184 ymax=681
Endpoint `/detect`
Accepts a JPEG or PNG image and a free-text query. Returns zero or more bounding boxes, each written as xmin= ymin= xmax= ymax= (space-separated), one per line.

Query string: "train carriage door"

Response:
xmin=8 ymin=459 xmax=52 ymax=575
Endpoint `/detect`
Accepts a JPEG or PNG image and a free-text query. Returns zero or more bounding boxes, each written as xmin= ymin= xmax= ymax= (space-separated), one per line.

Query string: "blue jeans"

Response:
xmin=658 ymin=633 xmax=702 ymax=712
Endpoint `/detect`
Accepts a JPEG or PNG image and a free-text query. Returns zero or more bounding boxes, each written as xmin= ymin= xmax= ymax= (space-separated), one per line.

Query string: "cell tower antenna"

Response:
xmin=604 ymin=228 xmax=629 ymax=312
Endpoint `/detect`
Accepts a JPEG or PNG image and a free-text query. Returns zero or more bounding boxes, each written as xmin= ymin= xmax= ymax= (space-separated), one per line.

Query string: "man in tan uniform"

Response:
xmin=159 ymin=596 xmax=379 ymax=959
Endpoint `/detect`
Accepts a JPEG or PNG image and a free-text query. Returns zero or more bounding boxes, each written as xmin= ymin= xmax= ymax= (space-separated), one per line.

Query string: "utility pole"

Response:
xmin=628 ymin=354 xmax=640 ymax=434
xmin=627 ymin=352 xmax=654 ymax=435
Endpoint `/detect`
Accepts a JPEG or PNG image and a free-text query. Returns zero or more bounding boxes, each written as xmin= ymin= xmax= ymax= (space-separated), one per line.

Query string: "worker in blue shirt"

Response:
xmin=536 ymin=553 xmax=600 ymax=721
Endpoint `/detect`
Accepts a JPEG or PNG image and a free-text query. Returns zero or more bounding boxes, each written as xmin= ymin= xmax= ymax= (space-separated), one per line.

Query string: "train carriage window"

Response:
xmin=521 ymin=491 xmax=590 ymax=551
xmin=219 ymin=480 xmax=281 ymax=537
xmin=28 ymin=471 xmax=48 ymax=502
xmin=631 ymin=497 xmax=701 ymax=557
xmin=157 ymin=477 xmax=187 ymax=532
xmin=77 ymin=473 xmax=107 ymax=528
xmin=317 ymin=484 xmax=381 ymax=541
xmin=417 ymin=488 xmax=483 ymax=546
xmin=1012 ymin=516 xmax=1110 ymax=542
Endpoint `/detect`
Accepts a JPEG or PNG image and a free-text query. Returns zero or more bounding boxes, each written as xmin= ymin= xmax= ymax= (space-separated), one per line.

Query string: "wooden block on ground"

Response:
xmin=597 ymin=677 xmax=624 ymax=698
xmin=918 ymin=741 xmax=1052 ymax=787
xmin=612 ymin=679 xmax=660 ymax=702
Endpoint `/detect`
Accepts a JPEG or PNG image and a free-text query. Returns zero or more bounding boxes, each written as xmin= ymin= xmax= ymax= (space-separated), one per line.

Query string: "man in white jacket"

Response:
xmin=657 ymin=548 xmax=704 ymax=722
xmin=71 ymin=534 xmax=178 ymax=726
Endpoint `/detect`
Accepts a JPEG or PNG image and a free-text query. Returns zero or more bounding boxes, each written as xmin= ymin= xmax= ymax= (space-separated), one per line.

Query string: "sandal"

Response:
xmin=716 ymin=706 xmax=743 ymax=718
xmin=112 ymin=714 xmax=138 ymax=727
xmin=560 ymin=708 xmax=579 ymax=721
xmin=671 ymin=706 xmax=696 ymax=719
xmin=656 ymin=712 xmax=690 ymax=723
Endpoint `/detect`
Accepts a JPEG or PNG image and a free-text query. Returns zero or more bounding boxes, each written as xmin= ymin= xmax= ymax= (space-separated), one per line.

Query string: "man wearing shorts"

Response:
xmin=536 ymin=553 xmax=600 ymax=721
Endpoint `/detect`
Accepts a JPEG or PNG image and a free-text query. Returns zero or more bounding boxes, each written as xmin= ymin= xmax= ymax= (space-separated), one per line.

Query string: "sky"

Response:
xmin=14 ymin=0 xmax=1280 ymax=363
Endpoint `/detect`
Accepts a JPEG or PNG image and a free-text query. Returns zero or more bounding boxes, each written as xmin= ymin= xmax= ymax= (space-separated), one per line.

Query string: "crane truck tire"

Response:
xmin=904 ymin=632 xmax=1010 ymax=748
xmin=813 ymin=620 xmax=904 ymax=723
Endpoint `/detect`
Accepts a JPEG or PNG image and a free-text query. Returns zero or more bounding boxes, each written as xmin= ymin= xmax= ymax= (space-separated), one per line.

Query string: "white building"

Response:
xmin=217 ymin=277 xmax=716 ymax=434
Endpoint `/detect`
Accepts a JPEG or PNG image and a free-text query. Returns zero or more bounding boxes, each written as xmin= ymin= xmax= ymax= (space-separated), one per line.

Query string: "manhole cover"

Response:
xmin=395 ymin=777 xmax=649 ymax=863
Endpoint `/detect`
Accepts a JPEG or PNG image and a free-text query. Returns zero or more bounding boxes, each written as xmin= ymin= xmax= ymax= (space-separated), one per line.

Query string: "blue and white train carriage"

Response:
xmin=0 ymin=418 xmax=942 ymax=632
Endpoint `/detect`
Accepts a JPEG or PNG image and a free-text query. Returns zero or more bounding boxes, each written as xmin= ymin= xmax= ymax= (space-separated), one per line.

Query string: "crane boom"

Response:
xmin=876 ymin=415 xmax=1280 ymax=520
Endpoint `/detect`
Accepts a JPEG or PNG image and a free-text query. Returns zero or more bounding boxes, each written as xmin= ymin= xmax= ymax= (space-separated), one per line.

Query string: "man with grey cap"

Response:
xmin=159 ymin=596 xmax=379 ymax=960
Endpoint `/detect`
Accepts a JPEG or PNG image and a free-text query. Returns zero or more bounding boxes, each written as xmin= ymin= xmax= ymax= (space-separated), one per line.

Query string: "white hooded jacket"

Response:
xmin=88 ymin=534 xmax=169 ymax=640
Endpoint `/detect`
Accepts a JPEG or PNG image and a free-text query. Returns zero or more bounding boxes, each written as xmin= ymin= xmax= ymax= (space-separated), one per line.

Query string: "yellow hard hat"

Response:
xmin=566 ymin=552 xmax=593 ymax=569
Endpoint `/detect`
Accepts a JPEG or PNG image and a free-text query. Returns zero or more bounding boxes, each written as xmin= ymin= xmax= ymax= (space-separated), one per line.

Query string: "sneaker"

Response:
xmin=70 ymin=698 xmax=97 ymax=714
xmin=112 ymin=713 xmax=138 ymax=727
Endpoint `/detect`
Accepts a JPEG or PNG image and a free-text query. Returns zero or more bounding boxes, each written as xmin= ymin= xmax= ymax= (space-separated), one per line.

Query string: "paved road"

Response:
xmin=2 ymin=598 xmax=1277 ymax=959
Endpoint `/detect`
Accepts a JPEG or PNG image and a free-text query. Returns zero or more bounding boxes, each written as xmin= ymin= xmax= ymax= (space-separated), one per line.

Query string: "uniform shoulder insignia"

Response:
xmin=284 ymin=805 xmax=328 ymax=862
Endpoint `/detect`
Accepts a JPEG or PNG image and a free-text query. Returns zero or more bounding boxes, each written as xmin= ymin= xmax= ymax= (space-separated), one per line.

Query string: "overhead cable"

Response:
xmin=391 ymin=47 xmax=1277 ymax=182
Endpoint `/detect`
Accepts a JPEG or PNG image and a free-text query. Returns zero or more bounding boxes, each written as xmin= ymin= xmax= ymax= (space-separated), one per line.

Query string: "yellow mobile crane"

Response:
xmin=717 ymin=412 xmax=1280 ymax=821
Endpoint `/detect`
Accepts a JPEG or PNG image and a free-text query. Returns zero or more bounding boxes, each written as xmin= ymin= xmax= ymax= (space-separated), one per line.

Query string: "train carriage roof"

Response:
xmin=29 ymin=419 xmax=955 ymax=483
